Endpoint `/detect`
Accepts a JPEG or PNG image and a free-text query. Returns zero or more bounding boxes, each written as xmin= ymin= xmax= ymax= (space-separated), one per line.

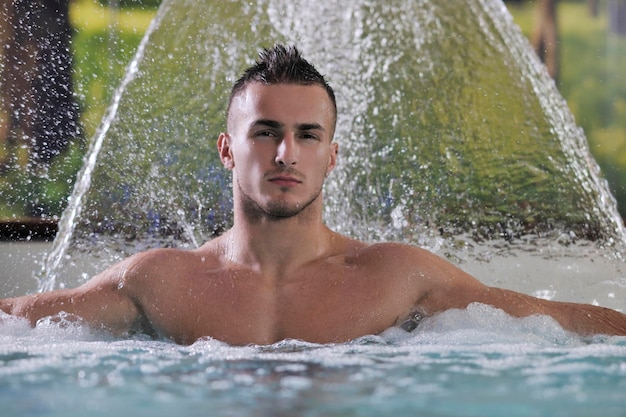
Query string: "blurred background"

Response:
xmin=0 ymin=0 xmax=625 ymax=240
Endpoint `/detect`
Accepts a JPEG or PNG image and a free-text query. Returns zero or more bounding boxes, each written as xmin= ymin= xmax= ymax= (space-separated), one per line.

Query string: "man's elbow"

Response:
xmin=0 ymin=297 xmax=36 ymax=326
xmin=0 ymin=297 xmax=17 ymax=316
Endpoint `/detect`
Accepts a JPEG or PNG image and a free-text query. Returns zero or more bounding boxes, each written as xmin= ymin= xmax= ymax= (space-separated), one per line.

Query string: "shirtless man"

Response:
xmin=2 ymin=44 xmax=626 ymax=345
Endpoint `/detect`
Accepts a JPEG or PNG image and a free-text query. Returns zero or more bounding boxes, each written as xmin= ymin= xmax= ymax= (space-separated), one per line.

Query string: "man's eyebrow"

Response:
xmin=297 ymin=123 xmax=326 ymax=132
xmin=251 ymin=119 xmax=283 ymax=129
xmin=250 ymin=120 xmax=326 ymax=132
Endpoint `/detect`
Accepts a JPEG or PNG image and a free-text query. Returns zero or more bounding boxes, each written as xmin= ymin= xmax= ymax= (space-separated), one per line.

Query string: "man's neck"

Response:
xmin=220 ymin=207 xmax=334 ymax=277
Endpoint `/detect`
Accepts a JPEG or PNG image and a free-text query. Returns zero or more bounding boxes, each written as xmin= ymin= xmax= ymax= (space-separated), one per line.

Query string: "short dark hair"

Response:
xmin=227 ymin=44 xmax=337 ymax=131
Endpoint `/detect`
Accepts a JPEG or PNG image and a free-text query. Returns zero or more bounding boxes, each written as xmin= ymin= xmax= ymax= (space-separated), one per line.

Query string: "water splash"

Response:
xmin=2 ymin=305 xmax=626 ymax=417
xmin=40 ymin=1 xmax=173 ymax=291
xmin=40 ymin=0 xmax=626 ymax=308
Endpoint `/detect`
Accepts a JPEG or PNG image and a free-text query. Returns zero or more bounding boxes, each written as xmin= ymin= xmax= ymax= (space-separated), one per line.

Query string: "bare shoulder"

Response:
xmin=344 ymin=241 xmax=483 ymax=292
xmin=117 ymin=245 xmax=222 ymax=285
xmin=127 ymin=246 xmax=212 ymax=267
xmin=345 ymin=241 xmax=447 ymax=270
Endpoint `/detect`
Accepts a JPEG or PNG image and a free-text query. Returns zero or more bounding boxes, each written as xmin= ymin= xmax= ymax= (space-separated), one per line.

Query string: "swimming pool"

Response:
xmin=2 ymin=303 xmax=625 ymax=417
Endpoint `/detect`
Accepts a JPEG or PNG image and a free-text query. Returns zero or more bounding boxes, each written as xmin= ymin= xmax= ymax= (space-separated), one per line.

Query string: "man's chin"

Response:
xmin=262 ymin=203 xmax=304 ymax=219
xmin=240 ymin=198 xmax=303 ymax=221
xmin=238 ymin=184 xmax=322 ymax=221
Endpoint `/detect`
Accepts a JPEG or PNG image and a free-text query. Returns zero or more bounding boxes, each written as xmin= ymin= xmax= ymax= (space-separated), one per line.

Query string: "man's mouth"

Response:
xmin=267 ymin=168 xmax=304 ymax=187
xmin=268 ymin=175 xmax=302 ymax=187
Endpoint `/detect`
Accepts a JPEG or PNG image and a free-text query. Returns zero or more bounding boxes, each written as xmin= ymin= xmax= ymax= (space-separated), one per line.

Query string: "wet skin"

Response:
xmin=2 ymin=83 xmax=626 ymax=345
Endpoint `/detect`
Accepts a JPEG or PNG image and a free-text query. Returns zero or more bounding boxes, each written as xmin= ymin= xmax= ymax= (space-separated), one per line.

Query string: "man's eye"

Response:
xmin=255 ymin=130 xmax=276 ymax=137
xmin=301 ymin=133 xmax=319 ymax=140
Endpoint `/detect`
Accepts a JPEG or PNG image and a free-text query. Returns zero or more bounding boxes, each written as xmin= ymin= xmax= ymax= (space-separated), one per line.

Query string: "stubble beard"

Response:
xmin=237 ymin=178 xmax=324 ymax=223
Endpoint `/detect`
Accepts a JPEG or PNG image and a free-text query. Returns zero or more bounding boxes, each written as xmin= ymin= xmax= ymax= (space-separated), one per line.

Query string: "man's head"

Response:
xmin=218 ymin=45 xmax=338 ymax=222
xmin=227 ymin=44 xmax=337 ymax=136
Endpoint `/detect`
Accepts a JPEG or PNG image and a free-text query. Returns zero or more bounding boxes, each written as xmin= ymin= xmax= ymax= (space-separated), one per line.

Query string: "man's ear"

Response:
xmin=326 ymin=142 xmax=338 ymax=176
xmin=217 ymin=133 xmax=234 ymax=170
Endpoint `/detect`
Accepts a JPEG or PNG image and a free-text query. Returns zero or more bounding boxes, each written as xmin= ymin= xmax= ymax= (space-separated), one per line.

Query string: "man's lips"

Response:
xmin=266 ymin=168 xmax=305 ymax=187
xmin=268 ymin=175 xmax=302 ymax=186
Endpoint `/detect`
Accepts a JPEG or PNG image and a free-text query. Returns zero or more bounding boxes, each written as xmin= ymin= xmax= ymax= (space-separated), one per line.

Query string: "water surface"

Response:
xmin=2 ymin=304 xmax=625 ymax=417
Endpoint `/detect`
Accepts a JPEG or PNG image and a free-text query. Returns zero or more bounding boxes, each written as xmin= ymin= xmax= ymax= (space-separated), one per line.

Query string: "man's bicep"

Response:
xmin=410 ymin=249 xmax=490 ymax=314
xmin=68 ymin=275 xmax=144 ymax=333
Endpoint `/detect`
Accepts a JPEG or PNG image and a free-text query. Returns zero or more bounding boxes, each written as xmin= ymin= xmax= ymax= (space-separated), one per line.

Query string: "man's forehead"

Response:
xmin=228 ymin=82 xmax=334 ymax=126
xmin=233 ymin=82 xmax=330 ymax=103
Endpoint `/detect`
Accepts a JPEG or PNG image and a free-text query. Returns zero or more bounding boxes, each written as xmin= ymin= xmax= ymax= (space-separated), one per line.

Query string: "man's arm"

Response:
xmin=0 ymin=256 xmax=143 ymax=335
xmin=412 ymin=248 xmax=626 ymax=336
xmin=454 ymin=285 xmax=626 ymax=336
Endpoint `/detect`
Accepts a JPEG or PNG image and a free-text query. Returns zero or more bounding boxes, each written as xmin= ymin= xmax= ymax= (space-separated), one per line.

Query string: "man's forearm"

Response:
xmin=484 ymin=287 xmax=626 ymax=336
xmin=0 ymin=293 xmax=71 ymax=325
xmin=437 ymin=284 xmax=626 ymax=337
xmin=543 ymin=299 xmax=626 ymax=336
xmin=0 ymin=287 xmax=142 ymax=334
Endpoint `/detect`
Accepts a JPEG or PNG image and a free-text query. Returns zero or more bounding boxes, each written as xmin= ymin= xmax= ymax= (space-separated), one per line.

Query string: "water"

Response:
xmin=40 ymin=0 xmax=626 ymax=296
xmin=2 ymin=305 xmax=626 ymax=417
xmin=3 ymin=0 xmax=626 ymax=415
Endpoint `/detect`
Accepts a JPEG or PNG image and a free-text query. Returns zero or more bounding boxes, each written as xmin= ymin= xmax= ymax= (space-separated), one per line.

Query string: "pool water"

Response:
xmin=2 ymin=303 xmax=625 ymax=417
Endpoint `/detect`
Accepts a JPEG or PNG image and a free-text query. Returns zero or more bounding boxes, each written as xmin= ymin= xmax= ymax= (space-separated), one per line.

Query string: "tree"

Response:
xmin=0 ymin=0 xmax=80 ymax=170
xmin=588 ymin=0 xmax=599 ymax=17
xmin=531 ymin=0 xmax=559 ymax=82
xmin=609 ymin=0 xmax=626 ymax=36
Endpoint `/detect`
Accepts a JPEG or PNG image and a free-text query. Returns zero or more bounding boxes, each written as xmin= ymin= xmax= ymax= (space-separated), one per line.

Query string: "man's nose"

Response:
xmin=275 ymin=134 xmax=298 ymax=166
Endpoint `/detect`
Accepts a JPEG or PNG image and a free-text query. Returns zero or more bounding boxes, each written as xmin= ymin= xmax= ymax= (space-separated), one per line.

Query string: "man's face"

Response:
xmin=219 ymin=83 xmax=338 ymax=220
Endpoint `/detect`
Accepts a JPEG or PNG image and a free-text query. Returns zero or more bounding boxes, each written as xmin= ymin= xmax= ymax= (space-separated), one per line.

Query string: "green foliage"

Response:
xmin=509 ymin=0 xmax=626 ymax=217
xmin=63 ymin=0 xmax=617 ymax=247
xmin=96 ymin=0 xmax=162 ymax=9
xmin=0 ymin=3 xmax=149 ymax=220
xmin=4 ymin=0 xmax=626 ymax=230
xmin=72 ymin=27 xmax=147 ymax=138
xmin=0 ymin=141 xmax=85 ymax=219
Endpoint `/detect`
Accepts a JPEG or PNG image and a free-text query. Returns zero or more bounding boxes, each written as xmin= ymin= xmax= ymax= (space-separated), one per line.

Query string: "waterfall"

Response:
xmin=42 ymin=0 xmax=626 ymax=309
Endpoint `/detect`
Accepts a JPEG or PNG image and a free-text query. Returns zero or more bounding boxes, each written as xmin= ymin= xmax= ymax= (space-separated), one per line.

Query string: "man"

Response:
xmin=2 ymin=45 xmax=626 ymax=345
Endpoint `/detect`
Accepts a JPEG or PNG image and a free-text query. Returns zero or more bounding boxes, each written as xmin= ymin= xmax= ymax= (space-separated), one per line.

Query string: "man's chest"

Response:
xmin=141 ymin=267 xmax=416 ymax=345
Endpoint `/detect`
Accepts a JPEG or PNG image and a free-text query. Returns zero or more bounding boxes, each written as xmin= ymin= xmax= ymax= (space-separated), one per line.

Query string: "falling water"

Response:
xmin=40 ymin=4 xmax=170 ymax=292
xmin=41 ymin=0 xmax=626 ymax=308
